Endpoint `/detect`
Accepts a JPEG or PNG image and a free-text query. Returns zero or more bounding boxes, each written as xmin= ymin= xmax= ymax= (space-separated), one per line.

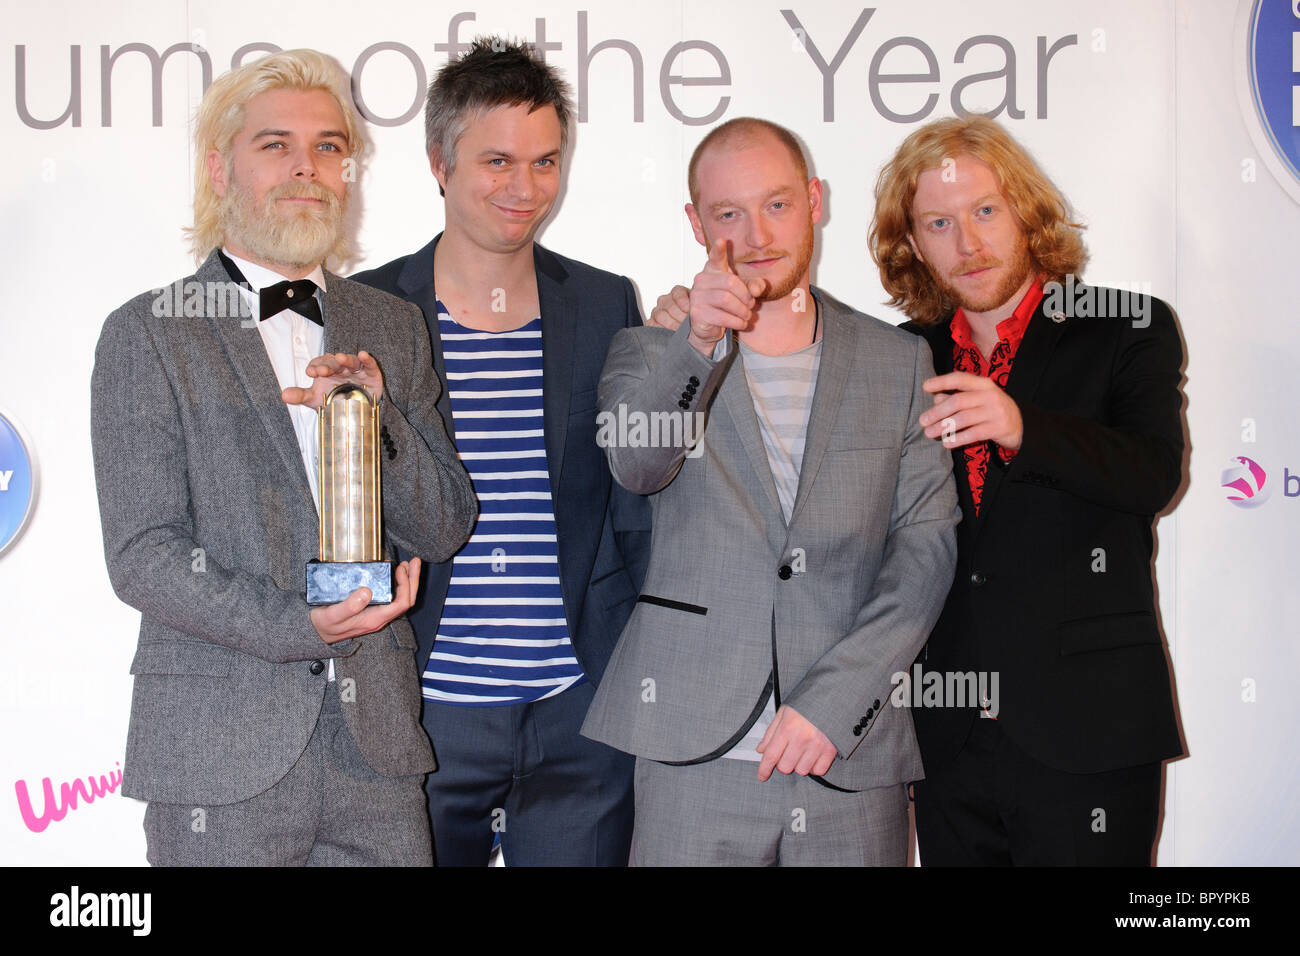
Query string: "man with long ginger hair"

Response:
xmin=870 ymin=116 xmax=1185 ymax=866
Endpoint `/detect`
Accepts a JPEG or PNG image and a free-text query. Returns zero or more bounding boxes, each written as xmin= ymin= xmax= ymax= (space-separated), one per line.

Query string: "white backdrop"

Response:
xmin=1 ymin=0 xmax=1296 ymax=865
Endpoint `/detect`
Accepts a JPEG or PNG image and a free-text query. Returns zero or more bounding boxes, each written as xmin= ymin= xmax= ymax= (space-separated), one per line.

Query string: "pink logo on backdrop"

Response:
xmin=1221 ymin=456 xmax=1269 ymax=509
xmin=14 ymin=763 xmax=122 ymax=833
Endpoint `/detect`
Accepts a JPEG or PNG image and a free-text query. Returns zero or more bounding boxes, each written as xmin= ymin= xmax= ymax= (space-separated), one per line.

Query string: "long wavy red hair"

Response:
xmin=869 ymin=116 xmax=1087 ymax=325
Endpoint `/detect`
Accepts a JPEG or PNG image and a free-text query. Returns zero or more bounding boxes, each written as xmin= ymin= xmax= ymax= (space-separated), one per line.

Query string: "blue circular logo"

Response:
xmin=1242 ymin=1 xmax=1300 ymax=201
xmin=0 ymin=410 xmax=38 ymax=557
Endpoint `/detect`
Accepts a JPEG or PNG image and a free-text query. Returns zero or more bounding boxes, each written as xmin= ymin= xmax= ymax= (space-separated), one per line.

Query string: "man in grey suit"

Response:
xmin=582 ymin=118 xmax=959 ymax=865
xmin=90 ymin=49 xmax=476 ymax=865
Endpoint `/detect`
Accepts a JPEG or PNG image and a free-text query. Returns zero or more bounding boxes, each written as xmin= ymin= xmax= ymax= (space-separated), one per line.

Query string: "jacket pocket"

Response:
xmin=130 ymin=640 xmax=233 ymax=676
xmin=1057 ymin=611 xmax=1160 ymax=656
xmin=637 ymin=594 xmax=708 ymax=615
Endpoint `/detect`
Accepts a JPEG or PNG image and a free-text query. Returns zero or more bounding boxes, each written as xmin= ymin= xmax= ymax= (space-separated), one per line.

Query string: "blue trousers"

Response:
xmin=422 ymin=679 xmax=634 ymax=866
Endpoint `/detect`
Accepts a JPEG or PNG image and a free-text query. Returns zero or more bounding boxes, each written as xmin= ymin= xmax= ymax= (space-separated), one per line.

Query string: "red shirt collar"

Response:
xmin=950 ymin=276 xmax=1045 ymax=355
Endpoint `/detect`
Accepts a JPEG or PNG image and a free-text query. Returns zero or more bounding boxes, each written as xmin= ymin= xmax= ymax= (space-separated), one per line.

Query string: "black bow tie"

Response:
xmin=260 ymin=279 xmax=323 ymax=326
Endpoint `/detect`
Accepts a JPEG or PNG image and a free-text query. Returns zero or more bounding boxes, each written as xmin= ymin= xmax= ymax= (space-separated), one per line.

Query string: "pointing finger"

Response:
xmin=705 ymin=237 xmax=735 ymax=275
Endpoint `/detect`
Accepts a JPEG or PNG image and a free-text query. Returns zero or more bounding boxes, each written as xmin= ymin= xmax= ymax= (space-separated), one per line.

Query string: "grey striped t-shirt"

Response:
xmin=739 ymin=338 xmax=824 ymax=523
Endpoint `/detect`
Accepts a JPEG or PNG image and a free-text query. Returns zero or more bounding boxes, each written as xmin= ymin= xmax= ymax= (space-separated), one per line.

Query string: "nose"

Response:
xmin=507 ymin=163 xmax=536 ymax=199
xmin=746 ymin=214 xmax=773 ymax=250
xmin=291 ymin=146 xmax=318 ymax=180
xmin=954 ymin=216 xmax=980 ymax=256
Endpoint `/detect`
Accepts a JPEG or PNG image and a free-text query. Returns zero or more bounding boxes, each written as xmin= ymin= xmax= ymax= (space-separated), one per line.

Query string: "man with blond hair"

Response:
xmin=91 ymin=49 xmax=476 ymax=865
xmin=870 ymin=116 xmax=1184 ymax=866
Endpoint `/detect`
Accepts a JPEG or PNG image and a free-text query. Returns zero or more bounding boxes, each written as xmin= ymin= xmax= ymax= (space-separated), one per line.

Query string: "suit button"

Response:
xmin=852 ymin=726 xmax=862 ymax=737
xmin=873 ymin=699 xmax=881 ymax=709
xmin=970 ymin=571 xmax=986 ymax=587
xmin=689 ymin=375 xmax=700 ymax=386
xmin=681 ymin=391 xmax=692 ymax=401
xmin=309 ymin=660 xmax=325 ymax=675
xmin=778 ymin=565 xmax=792 ymax=580
xmin=678 ymin=400 xmax=690 ymax=410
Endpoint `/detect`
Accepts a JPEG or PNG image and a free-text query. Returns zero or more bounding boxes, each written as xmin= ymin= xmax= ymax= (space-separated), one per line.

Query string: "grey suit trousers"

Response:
xmin=142 ymin=687 xmax=431 ymax=866
xmin=631 ymin=757 xmax=908 ymax=866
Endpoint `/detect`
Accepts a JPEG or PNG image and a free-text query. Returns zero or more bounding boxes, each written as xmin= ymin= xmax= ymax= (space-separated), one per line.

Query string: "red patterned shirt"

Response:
xmin=950 ymin=278 xmax=1044 ymax=515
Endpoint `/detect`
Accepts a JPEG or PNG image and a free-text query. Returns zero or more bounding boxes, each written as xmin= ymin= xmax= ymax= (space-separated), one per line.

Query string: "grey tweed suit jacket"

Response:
xmin=91 ymin=250 xmax=477 ymax=806
xmin=581 ymin=287 xmax=959 ymax=792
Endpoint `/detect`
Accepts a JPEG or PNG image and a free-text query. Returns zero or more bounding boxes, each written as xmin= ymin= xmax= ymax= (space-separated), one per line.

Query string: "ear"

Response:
xmin=206 ymin=150 xmax=228 ymax=198
xmin=429 ymin=150 xmax=449 ymax=193
xmin=907 ymin=232 xmax=924 ymax=264
xmin=685 ymin=202 xmax=708 ymax=249
xmin=807 ymin=176 xmax=824 ymax=226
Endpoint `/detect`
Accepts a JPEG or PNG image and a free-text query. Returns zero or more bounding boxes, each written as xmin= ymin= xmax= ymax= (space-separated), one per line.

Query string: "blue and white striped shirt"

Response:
xmin=423 ymin=305 xmax=583 ymax=705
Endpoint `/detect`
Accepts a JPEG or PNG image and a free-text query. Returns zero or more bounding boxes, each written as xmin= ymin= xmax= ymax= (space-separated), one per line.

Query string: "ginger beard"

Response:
xmin=930 ymin=227 xmax=1033 ymax=316
xmin=219 ymin=174 xmax=347 ymax=271
xmin=730 ymin=211 xmax=816 ymax=303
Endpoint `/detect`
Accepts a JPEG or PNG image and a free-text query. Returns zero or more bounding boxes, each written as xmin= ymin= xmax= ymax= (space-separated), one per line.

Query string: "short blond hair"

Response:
xmin=869 ymin=116 xmax=1087 ymax=326
xmin=186 ymin=49 xmax=365 ymax=262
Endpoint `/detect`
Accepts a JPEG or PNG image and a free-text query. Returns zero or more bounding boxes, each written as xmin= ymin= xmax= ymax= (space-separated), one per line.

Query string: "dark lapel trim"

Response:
xmin=201 ymin=251 xmax=315 ymax=512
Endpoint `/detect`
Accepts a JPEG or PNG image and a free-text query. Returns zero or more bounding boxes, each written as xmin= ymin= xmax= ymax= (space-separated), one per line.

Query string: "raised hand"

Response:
xmin=310 ymin=557 xmax=421 ymax=645
xmin=282 ymin=349 xmax=385 ymax=411
xmin=919 ymin=371 xmax=1023 ymax=451
xmin=685 ymin=238 xmax=768 ymax=357
xmin=646 ymin=285 xmax=691 ymax=331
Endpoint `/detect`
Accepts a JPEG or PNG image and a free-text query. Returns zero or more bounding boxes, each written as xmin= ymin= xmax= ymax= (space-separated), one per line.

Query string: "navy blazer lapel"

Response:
xmin=536 ymin=247 xmax=574 ymax=489
xmin=395 ymin=236 xmax=454 ymax=430
xmin=200 ymin=252 xmax=315 ymax=512
xmin=387 ymin=236 xmax=457 ymax=639
xmin=788 ymin=289 xmax=854 ymax=530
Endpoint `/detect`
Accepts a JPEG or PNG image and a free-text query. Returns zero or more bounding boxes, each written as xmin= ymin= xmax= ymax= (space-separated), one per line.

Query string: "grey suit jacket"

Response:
xmin=581 ymin=287 xmax=958 ymax=792
xmin=91 ymin=250 xmax=477 ymax=805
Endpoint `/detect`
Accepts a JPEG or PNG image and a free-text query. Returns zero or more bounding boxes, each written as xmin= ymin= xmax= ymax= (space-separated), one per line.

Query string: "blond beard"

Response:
xmin=220 ymin=178 xmax=346 ymax=271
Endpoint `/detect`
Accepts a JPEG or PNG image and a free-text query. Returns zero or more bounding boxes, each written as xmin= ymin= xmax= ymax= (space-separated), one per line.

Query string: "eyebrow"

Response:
xmin=708 ymin=186 xmax=793 ymax=213
xmin=915 ymin=194 xmax=1004 ymax=218
xmin=476 ymin=147 xmax=561 ymax=161
xmin=250 ymin=128 xmax=348 ymax=141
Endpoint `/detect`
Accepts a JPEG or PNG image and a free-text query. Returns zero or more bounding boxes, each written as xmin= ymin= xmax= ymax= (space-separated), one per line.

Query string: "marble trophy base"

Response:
xmin=306 ymin=559 xmax=393 ymax=606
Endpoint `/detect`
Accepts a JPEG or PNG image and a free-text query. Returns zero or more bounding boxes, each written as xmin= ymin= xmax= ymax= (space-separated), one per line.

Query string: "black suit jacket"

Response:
xmin=904 ymin=285 xmax=1185 ymax=775
xmin=352 ymin=236 xmax=651 ymax=689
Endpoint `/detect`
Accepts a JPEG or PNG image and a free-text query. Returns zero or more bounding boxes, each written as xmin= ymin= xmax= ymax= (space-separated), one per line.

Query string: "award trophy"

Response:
xmin=305 ymin=383 xmax=393 ymax=605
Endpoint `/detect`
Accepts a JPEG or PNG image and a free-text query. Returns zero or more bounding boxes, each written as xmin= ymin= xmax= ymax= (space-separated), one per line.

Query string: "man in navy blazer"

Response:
xmin=353 ymin=38 xmax=648 ymax=866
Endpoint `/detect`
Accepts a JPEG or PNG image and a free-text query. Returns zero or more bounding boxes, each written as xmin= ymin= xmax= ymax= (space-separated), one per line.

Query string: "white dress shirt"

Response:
xmin=223 ymin=249 xmax=327 ymax=509
xmin=224 ymin=250 xmax=333 ymax=676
